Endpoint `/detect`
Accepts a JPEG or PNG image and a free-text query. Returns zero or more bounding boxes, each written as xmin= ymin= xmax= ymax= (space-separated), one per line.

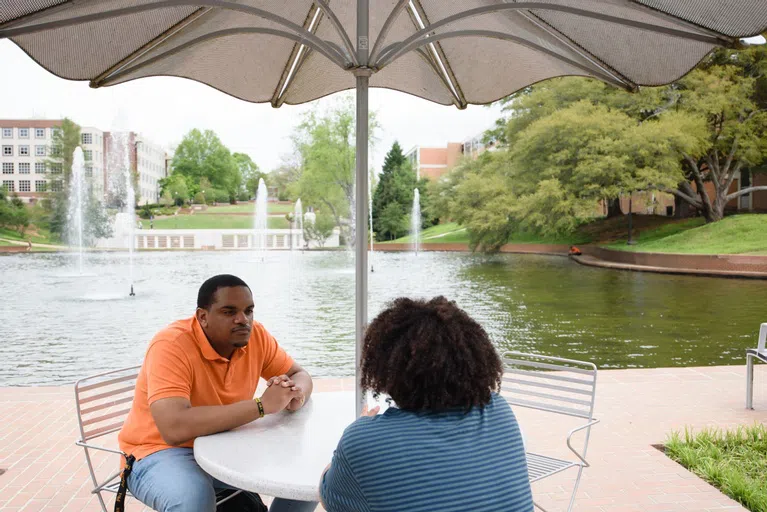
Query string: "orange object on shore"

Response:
xmin=569 ymin=246 xmax=582 ymax=256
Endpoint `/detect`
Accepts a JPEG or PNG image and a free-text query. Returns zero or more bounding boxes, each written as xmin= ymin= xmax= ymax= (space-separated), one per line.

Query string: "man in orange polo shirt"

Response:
xmin=118 ymin=274 xmax=318 ymax=512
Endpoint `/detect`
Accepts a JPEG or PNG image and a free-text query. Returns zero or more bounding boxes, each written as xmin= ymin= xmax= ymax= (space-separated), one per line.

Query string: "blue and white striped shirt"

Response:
xmin=320 ymin=393 xmax=533 ymax=512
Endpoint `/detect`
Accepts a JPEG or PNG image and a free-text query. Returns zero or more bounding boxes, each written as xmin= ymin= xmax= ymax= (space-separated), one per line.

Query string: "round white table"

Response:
xmin=194 ymin=392 xmax=359 ymax=502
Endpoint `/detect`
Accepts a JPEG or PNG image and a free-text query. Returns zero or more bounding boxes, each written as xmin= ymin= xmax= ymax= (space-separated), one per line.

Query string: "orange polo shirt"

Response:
xmin=118 ymin=316 xmax=294 ymax=461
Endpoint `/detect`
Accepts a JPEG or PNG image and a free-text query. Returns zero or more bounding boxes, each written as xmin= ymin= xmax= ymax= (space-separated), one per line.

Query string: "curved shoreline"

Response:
xmin=375 ymin=242 xmax=767 ymax=279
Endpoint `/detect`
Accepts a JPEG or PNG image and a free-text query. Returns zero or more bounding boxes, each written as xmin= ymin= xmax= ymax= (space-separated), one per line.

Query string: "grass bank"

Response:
xmin=151 ymin=215 xmax=289 ymax=230
xmin=665 ymin=425 xmax=767 ymax=512
xmin=607 ymin=215 xmax=767 ymax=254
xmin=200 ymin=203 xmax=295 ymax=214
xmin=388 ymin=214 xmax=767 ymax=255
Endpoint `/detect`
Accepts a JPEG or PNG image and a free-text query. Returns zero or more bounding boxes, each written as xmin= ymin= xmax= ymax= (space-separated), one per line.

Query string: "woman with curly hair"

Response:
xmin=320 ymin=296 xmax=533 ymax=512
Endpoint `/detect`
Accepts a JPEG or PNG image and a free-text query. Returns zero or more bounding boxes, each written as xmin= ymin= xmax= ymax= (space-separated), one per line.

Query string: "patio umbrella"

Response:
xmin=2 ymin=1 xmax=765 ymax=413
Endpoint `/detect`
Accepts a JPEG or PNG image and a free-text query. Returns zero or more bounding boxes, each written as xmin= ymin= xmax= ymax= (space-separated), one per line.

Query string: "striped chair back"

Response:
xmin=501 ymin=352 xmax=597 ymax=420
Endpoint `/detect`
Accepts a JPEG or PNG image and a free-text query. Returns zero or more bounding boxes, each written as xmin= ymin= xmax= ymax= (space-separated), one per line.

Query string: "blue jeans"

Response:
xmin=127 ymin=448 xmax=318 ymax=512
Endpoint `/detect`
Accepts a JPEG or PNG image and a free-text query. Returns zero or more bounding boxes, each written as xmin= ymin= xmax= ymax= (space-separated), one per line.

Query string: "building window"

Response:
xmin=35 ymin=145 xmax=46 ymax=157
xmin=50 ymin=180 xmax=63 ymax=192
xmin=35 ymin=180 xmax=47 ymax=192
xmin=2 ymin=162 xmax=13 ymax=174
xmin=83 ymin=150 xmax=92 ymax=161
xmin=19 ymin=145 xmax=29 ymax=156
xmin=2 ymin=180 xmax=14 ymax=192
xmin=19 ymin=128 xmax=29 ymax=138
xmin=50 ymin=146 xmax=61 ymax=157
xmin=18 ymin=163 xmax=30 ymax=174
xmin=2 ymin=128 xmax=11 ymax=138
xmin=35 ymin=162 xmax=46 ymax=174
xmin=2 ymin=145 xmax=12 ymax=156
xmin=81 ymin=133 xmax=92 ymax=145
xmin=50 ymin=163 xmax=63 ymax=174
xmin=19 ymin=180 xmax=31 ymax=192
xmin=85 ymin=165 xmax=93 ymax=177
xmin=35 ymin=128 xmax=45 ymax=139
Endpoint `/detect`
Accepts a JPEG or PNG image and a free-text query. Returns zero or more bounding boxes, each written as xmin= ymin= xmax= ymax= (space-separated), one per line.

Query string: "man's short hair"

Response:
xmin=197 ymin=274 xmax=251 ymax=310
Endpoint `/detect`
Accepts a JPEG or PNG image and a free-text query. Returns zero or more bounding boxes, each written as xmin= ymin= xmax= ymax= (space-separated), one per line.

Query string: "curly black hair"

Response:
xmin=360 ymin=296 xmax=503 ymax=412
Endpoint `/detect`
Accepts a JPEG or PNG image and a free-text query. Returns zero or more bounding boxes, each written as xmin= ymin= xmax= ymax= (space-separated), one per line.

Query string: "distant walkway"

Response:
xmin=0 ymin=238 xmax=65 ymax=252
xmin=374 ymin=242 xmax=569 ymax=255
xmin=575 ymin=246 xmax=767 ymax=279
xmin=1 ymin=365 xmax=764 ymax=511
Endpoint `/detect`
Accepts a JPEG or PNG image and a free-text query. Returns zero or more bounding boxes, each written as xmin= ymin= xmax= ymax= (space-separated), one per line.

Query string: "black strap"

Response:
xmin=114 ymin=454 xmax=135 ymax=512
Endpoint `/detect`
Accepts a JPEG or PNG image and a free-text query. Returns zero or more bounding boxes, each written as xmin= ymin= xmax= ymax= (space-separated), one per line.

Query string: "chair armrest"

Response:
xmin=566 ymin=418 xmax=600 ymax=467
xmin=75 ymin=440 xmax=126 ymax=456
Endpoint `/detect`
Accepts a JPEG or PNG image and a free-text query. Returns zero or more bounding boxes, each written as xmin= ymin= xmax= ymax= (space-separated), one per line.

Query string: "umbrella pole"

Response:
xmin=354 ymin=0 xmax=370 ymax=417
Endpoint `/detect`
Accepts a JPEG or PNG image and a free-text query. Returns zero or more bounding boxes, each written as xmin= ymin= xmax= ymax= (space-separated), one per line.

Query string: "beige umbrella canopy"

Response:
xmin=3 ymin=0 xmax=765 ymax=411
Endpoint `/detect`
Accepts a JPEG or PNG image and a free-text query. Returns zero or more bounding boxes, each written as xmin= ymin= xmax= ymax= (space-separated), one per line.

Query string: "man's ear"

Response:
xmin=196 ymin=307 xmax=208 ymax=328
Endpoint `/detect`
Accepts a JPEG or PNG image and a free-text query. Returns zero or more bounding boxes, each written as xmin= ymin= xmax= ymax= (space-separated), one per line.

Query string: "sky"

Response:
xmin=0 ymin=40 xmax=503 ymax=174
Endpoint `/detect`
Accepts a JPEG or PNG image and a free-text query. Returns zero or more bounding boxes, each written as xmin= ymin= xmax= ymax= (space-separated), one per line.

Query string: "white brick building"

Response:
xmin=0 ymin=120 xmax=64 ymax=203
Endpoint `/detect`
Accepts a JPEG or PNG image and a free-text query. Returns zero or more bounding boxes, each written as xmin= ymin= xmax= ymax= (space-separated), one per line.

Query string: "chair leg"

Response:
xmin=746 ymin=354 xmax=754 ymax=410
xmin=566 ymin=465 xmax=585 ymax=512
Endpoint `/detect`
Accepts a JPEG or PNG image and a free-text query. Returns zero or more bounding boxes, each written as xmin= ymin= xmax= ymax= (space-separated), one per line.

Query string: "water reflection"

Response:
xmin=1 ymin=251 xmax=764 ymax=385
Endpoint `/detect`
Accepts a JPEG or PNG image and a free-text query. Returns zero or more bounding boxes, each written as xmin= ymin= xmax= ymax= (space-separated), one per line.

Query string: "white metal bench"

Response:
xmin=75 ymin=366 xmax=241 ymax=511
xmin=746 ymin=323 xmax=767 ymax=410
xmin=502 ymin=352 xmax=599 ymax=512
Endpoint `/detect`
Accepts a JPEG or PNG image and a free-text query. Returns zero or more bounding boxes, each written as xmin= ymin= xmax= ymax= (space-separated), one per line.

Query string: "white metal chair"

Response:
xmin=502 ymin=352 xmax=599 ymax=512
xmin=746 ymin=323 xmax=767 ymax=410
xmin=75 ymin=366 xmax=241 ymax=511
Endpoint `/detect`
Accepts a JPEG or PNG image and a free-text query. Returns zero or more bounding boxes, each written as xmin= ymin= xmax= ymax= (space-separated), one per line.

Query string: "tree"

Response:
xmin=292 ymin=97 xmax=377 ymax=246
xmin=171 ymin=129 xmax=241 ymax=198
xmin=46 ymin=118 xmax=81 ymax=184
xmin=234 ymin=152 xmax=266 ymax=199
xmin=159 ymin=173 xmax=190 ymax=205
xmin=45 ymin=119 xmax=81 ymax=238
xmin=0 ymin=189 xmax=30 ymax=234
xmin=507 ymin=101 xmax=706 ymax=235
xmin=377 ymin=202 xmax=408 ymax=241
xmin=269 ymin=160 xmax=301 ymax=201
xmin=664 ymin=45 xmax=767 ymax=222
xmin=82 ymin=195 xmax=113 ymax=247
xmin=303 ymin=211 xmax=336 ymax=247
xmin=371 ymin=142 xmax=434 ymax=240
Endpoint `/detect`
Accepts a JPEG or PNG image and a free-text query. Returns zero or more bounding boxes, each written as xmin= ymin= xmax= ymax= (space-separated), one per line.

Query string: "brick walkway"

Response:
xmin=1 ymin=366 xmax=765 ymax=511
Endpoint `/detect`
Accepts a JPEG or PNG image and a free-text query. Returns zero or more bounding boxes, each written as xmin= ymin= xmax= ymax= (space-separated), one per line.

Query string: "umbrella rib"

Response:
xmin=380 ymin=30 xmax=632 ymax=90
xmin=92 ymin=7 xmax=212 ymax=87
xmin=0 ymin=0 xmax=346 ymax=66
xmin=370 ymin=2 xmax=731 ymax=68
xmin=272 ymin=5 xmax=324 ymax=107
xmin=407 ymin=1 xmax=466 ymax=109
xmin=413 ymin=48 xmax=464 ymax=108
xmin=98 ymin=27 xmax=346 ymax=86
xmin=314 ymin=0 xmax=357 ymax=66
xmin=369 ymin=0 xmax=410 ymax=65
xmin=511 ymin=8 xmax=633 ymax=89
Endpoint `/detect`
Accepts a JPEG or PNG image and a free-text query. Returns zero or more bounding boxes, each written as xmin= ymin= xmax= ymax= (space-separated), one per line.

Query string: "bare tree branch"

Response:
xmin=665 ymin=187 xmax=702 ymax=208
xmin=705 ymin=154 xmax=721 ymax=185
xmin=721 ymin=136 xmax=739 ymax=183
xmin=724 ymin=160 xmax=743 ymax=193
xmin=726 ymin=185 xmax=767 ymax=202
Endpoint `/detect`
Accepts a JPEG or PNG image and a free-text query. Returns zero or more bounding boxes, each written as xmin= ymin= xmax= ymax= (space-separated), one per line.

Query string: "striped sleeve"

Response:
xmin=319 ymin=442 xmax=370 ymax=512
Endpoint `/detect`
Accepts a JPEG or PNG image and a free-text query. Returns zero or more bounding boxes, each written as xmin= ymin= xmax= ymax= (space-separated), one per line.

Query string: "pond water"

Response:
xmin=1 ymin=250 xmax=764 ymax=386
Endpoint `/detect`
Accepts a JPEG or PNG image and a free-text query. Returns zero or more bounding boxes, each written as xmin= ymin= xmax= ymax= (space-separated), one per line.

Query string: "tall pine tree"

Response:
xmin=372 ymin=141 xmax=408 ymax=239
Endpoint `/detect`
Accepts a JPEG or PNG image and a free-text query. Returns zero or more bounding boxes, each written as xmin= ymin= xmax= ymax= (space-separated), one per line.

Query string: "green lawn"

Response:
xmin=151 ymin=215 xmax=289 ymax=230
xmin=665 ymin=425 xmax=767 ymax=512
xmin=607 ymin=215 xmax=767 ymax=254
xmin=0 ymin=227 xmax=58 ymax=245
xmin=385 ymin=222 xmax=590 ymax=245
xmin=204 ymin=203 xmax=295 ymax=214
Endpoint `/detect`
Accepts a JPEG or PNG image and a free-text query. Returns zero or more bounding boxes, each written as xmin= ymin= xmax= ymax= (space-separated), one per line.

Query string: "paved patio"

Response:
xmin=1 ymin=365 xmax=765 ymax=511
